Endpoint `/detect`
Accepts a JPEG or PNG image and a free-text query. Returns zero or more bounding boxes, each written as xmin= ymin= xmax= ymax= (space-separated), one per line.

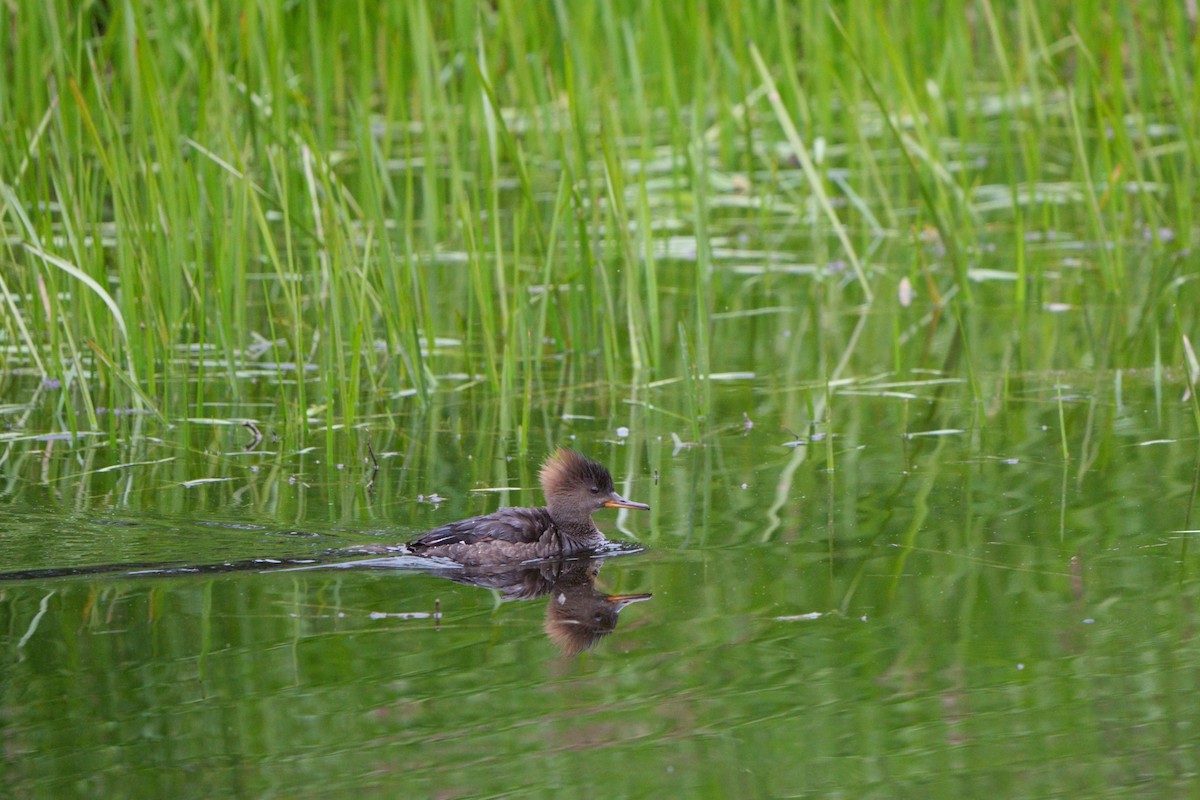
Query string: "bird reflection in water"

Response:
xmin=427 ymin=555 xmax=652 ymax=656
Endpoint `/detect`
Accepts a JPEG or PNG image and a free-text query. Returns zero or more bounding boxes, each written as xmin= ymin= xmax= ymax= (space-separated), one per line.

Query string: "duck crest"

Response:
xmin=540 ymin=448 xmax=613 ymax=496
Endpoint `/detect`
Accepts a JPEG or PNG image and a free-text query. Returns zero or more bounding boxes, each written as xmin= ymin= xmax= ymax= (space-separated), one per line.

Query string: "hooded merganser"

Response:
xmin=407 ymin=449 xmax=650 ymax=566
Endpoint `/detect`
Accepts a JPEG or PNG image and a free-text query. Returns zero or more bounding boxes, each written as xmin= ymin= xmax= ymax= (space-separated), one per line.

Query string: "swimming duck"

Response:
xmin=408 ymin=448 xmax=649 ymax=566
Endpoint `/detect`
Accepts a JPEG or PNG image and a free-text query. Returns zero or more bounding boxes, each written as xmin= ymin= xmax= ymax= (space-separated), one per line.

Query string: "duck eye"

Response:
xmin=590 ymin=486 xmax=599 ymax=494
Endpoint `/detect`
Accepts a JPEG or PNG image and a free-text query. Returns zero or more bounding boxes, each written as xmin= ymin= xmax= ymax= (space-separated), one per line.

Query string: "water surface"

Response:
xmin=3 ymin=367 xmax=1198 ymax=797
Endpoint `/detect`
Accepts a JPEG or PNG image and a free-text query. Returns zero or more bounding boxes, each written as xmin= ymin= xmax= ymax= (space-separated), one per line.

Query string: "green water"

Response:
xmin=2 ymin=360 xmax=1198 ymax=797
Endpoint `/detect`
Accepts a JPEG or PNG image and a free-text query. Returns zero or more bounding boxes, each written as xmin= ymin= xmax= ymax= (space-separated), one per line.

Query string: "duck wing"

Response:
xmin=408 ymin=506 xmax=555 ymax=549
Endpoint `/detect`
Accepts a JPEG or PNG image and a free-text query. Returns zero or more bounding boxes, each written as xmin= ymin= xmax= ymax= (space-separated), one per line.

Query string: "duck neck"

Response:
xmin=545 ymin=509 xmax=603 ymax=553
